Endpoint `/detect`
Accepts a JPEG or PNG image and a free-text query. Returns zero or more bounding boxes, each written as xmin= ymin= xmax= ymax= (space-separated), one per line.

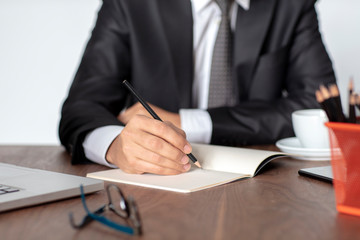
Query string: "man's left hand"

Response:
xmin=118 ymin=102 xmax=181 ymax=128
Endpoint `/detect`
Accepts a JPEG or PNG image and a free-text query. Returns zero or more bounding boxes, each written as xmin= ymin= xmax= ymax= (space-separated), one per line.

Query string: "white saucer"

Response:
xmin=275 ymin=137 xmax=331 ymax=161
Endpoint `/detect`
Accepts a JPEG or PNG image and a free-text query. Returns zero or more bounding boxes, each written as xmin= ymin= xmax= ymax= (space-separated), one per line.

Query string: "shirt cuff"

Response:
xmin=179 ymin=109 xmax=213 ymax=144
xmin=83 ymin=125 xmax=124 ymax=168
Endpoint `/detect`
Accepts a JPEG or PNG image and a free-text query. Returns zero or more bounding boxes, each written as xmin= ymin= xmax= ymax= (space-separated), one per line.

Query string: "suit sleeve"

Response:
xmin=59 ymin=0 xmax=129 ymax=163
xmin=208 ymin=0 xmax=336 ymax=146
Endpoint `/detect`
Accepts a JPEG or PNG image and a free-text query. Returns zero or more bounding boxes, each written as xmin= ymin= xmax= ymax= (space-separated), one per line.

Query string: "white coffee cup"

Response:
xmin=292 ymin=109 xmax=330 ymax=149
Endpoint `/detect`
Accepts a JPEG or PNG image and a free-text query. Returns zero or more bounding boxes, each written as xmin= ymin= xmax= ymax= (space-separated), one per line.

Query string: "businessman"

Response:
xmin=59 ymin=0 xmax=336 ymax=175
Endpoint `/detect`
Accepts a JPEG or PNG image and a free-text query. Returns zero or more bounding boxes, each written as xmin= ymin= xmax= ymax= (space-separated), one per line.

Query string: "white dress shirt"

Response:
xmin=83 ymin=0 xmax=250 ymax=167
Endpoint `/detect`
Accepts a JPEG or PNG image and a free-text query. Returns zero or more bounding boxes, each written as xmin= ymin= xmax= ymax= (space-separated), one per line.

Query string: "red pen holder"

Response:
xmin=325 ymin=122 xmax=360 ymax=217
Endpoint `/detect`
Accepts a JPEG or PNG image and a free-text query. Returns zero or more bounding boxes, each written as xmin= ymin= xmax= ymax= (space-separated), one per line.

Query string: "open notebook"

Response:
xmin=87 ymin=143 xmax=286 ymax=193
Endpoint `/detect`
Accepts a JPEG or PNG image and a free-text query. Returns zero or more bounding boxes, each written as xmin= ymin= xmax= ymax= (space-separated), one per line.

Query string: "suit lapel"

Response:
xmin=157 ymin=0 xmax=193 ymax=109
xmin=234 ymin=0 xmax=277 ymax=100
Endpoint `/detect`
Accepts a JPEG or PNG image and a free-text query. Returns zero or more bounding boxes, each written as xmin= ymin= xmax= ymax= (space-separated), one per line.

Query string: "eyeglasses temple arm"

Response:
xmin=69 ymin=205 xmax=106 ymax=229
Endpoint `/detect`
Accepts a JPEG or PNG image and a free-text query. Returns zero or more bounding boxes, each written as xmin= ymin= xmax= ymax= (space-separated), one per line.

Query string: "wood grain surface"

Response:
xmin=0 ymin=145 xmax=359 ymax=240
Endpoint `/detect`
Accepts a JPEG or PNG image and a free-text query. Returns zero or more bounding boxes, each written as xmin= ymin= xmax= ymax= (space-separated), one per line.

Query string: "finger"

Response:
xmin=132 ymin=129 xmax=188 ymax=163
xmin=118 ymin=103 xmax=151 ymax=123
xmin=121 ymin=125 xmax=190 ymax=167
xmin=131 ymin=115 xmax=191 ymax=154
xmin=123 ymin=155 xmax=190 ymax=175
xmin=164 ymin=121 xmax=187 ymax=138
xmin=110 ymin=132 xmax=187 ymax=175
xmin=119 ymin=120 xmax=190 ymax=170
xmin=117 ymin=112 xmax=127 ymax=123
xmin=130 ymin=140 xmax=191 ymax=172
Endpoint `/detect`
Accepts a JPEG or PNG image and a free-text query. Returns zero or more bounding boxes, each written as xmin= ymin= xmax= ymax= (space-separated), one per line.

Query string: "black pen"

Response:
xmin=122 ymin=80 xmax=202 ymax=168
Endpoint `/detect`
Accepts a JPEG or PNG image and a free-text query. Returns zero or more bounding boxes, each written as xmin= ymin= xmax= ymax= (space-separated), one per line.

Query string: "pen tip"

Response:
xmin=194 ymin=161 xmax=202 ymax=168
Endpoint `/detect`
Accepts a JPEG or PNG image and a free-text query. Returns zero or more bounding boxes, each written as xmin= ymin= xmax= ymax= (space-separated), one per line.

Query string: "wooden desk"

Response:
xmin=0 ymin=145 xmax=359 ymax=240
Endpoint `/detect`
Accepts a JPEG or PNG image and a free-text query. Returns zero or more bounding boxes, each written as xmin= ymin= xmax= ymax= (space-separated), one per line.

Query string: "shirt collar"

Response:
xmin=191 ymin=0 xmax=250 ymax=13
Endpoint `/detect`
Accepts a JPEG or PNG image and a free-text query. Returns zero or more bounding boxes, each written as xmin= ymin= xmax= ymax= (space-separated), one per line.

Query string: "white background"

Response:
xmin=0 ymin=0 xmax=359 ymax=145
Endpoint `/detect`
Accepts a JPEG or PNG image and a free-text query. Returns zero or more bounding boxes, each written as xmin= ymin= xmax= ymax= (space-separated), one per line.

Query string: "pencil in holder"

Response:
xmin=325 ymin=121 xmax=360 ymax=216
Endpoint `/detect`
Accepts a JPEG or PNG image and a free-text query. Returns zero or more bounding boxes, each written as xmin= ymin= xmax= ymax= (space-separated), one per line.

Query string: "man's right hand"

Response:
xmin=106 ymin=114 xmax=192 ymax=175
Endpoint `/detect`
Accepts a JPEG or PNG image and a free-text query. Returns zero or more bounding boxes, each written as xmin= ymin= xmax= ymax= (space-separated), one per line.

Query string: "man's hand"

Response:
xmin=118 ymin=102 xmax=181 ymax=128
xmin=107 ymin=109 xmax=191 ymax=175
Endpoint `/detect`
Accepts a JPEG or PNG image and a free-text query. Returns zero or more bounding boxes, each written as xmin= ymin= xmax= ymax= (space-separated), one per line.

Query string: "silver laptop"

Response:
xmin=0 ymin=162 xmax=104 ymax=212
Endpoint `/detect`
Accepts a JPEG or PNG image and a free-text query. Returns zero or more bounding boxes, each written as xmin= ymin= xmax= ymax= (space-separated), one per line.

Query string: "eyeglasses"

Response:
xmin=69 ymin=184 xmax=142 ymax=235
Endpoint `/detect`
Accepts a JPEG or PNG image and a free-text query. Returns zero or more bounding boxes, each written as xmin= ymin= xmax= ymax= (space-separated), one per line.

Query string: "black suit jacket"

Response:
xmin=59 ymin=0 xmax=336 ymax=163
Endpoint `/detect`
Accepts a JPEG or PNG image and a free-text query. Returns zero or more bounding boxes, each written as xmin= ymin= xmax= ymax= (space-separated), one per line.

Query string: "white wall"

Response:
xmin=0 ymin=0 xmax=359 ymax=145
xmin=0 ymin=0 xmax=101 ymax=144
xmin=316 ymin=0 xmax=360 ymax=112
